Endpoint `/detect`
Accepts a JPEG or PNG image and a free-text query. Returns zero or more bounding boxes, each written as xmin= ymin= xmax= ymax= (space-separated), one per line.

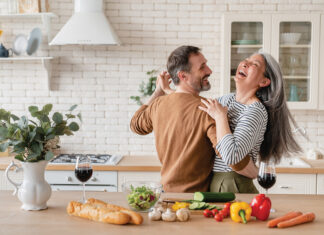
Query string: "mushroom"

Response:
xmin=162 ymin=208 xmax=177 ymax=222
xmin=148 ymin=208 xmax=162 ymax=221
xmin=176 ymin=208 xmax=191 ymax=222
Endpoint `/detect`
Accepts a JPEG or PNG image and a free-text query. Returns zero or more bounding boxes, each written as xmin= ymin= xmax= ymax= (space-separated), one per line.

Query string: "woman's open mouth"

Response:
xmin=238 ymin=70 xmax=247 ymax=77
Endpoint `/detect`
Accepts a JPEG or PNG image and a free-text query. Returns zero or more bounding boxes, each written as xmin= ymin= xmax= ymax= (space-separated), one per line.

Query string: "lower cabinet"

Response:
xmin=117 ymin=171 xmax=161 ymax=192
xmin=253 ymin=173 xmax=317 ymax=194
xmin=316 ymin=174 xmax=324 ymax=194
xmin=0 ymin=169 xmax=23 ymax=191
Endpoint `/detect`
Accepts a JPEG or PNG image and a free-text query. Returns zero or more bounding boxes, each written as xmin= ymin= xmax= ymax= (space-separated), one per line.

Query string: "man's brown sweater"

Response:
xmin=130 ymin=92 xmax=217 ymax=192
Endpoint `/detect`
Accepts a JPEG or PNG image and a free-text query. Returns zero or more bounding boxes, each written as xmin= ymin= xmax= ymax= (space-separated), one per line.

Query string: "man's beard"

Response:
xmin=188 ymin=75 xmax=211 ymax=93
xmin=201 ymin=76 xmax=211 ymax=91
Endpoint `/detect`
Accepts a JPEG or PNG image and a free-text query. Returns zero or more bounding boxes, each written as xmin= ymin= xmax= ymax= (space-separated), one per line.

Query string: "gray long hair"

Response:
xmin=256 ymin=52 xmax=302 ymax=163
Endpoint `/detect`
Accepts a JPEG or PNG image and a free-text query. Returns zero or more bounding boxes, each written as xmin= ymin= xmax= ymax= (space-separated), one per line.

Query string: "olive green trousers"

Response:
xmin=210 ymin=171 xmax=259 ymax=194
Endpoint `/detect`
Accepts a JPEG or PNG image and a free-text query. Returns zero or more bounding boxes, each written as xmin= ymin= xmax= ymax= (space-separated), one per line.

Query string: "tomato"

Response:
xmin=203 ymin=209 xmax=213 ymax=218
xmin=211 ymin=208 xmax=219 ymax=216
xmin=223 ymin=202 xmax=231 ymax=211
xmin=214 ymin=213 xmax=223 ymax=222
xmin=219 ymin=209 xmax=228 ymax=218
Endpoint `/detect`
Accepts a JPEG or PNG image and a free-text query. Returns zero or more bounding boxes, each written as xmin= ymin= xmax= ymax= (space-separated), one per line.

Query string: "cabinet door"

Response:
xmin=253 ymin=173 xmax=316 ymax=194
xmin=271 ymin=14 xmax=320 ymax=110
xmin=0 ymin=170 xmax=23 ymax=191
xmin=317 ymin=174 xmax=324 ymax=194
xmin=319 ymin=15 xmax=324 ymax=110
xmin=117 ymin=171 xmax=161 ymax=192
xmin=221 ymin=14 xmax=271 ymax=95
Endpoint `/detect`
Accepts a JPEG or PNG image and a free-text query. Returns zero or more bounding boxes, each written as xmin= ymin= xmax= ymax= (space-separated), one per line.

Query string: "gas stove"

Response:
xmin=49 ymin=154 xmax=123 ymax=165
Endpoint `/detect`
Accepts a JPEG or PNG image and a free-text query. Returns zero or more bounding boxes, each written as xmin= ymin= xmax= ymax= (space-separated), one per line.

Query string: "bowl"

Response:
xmin=280 ymin=33 xmax=301 ymax=45
xmin=122 ymin=181 xmax=162 ymax=212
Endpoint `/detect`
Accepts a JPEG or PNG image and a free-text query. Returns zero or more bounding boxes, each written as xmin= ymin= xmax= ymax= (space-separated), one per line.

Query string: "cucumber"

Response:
xmin=194 ymin=192 xmax=235 ymax=202
xmin=207 ymin=204 xmax=219 ymax=210
xmin=189 ymin=202 xmax=200 ymax=210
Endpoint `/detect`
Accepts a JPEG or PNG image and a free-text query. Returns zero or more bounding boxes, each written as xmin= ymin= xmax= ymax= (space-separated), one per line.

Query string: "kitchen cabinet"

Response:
xmin=0 ymin=12 xmax=57 ymax=89
xmin=319 ymin=15 xmax=324 ymax=110
xmin=222 ymin=13 xmax=320 ymax=110
xmin=316 ymin=174 xmax=324 ymax=194
xmin=117 ymin=171 xmax=161 ymax=192
xmin=0 ymin=169 xmax=23 ymax=191
xmin=253 ymin=173 xmax=316 ymax=194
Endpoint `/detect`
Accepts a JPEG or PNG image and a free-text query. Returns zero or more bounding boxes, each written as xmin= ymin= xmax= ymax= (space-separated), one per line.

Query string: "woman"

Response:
xmin=198 ymin=52 xmax=302 ymax=193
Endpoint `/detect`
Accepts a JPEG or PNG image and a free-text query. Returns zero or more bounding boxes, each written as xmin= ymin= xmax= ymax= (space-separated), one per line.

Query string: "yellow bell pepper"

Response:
xmin=230 ymin=202 xmax=252 ymax=224
xmin=172 ymin=201 xmax=190 ymax=211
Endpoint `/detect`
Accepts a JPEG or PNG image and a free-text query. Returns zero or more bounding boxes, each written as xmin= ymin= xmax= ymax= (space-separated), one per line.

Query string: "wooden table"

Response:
xmin=0 ymin=191 xmax=323 ymax=235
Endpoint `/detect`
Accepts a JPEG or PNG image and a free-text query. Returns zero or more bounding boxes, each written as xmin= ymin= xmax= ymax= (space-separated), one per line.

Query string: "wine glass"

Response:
xmin=258 ymin=161 xmax=276 ymax=194
xmin=75 ymin=155 xmax=93 ymax=203
xmin=258 ymin=161 xmax=276 ymax=212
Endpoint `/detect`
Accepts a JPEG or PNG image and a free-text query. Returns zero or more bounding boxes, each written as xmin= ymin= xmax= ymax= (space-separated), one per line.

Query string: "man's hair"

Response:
xmin=166 ymin=45 xmax=201 ymax=85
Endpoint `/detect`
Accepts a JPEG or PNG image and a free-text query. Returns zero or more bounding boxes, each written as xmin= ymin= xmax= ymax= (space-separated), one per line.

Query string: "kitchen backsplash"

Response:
xmin=0 ymin=0 xmax=324 ymax=156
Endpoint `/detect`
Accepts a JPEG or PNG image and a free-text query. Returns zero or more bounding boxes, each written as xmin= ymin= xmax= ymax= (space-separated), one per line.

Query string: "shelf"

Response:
xmin=283 ymin=75 xmax=310 ymax=80
xmin=0 ymin=56 xmax=54 ymax=89
xmin=0 ymin=12 xmax=57 ymax=41
xmin=0 ymin=12 xmax=56 ymax=18
xmin=231 ymin=45 xmax=263 ymax=48
xmin=280 ymin=44 xmax=311 ymax=48
xmin=0 ymin=56 xmax=53 ymax=61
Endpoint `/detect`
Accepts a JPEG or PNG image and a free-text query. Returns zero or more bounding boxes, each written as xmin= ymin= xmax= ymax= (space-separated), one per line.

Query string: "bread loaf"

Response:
xmin=66 ymin=198 xmax=143 ymax=225
xmin=87 ymin=198 xmax=143 ymax=225
xmin=67 ymin=201 xmax=130 ymax=225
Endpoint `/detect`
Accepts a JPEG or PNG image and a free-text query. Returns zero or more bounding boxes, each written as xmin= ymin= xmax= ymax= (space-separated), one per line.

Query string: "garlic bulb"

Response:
xmin=148 ymin=208 xmax=161 ymax=221
xmin=176 ymin=208 xmax=190 ymax=222
xmin=156 ymin=206 xmax=166 ymax=214
xmin=162 ymin=208 xmax=177 ymax=222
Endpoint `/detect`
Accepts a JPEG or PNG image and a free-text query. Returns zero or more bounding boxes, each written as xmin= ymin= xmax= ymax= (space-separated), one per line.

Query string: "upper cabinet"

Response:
xmin=221 ymin=13 xmax=321 ymax=110
xmin=319 ymin=15 xmax=324 ymax=110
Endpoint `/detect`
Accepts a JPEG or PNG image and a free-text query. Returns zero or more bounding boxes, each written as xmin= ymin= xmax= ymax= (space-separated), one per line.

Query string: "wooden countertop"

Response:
xmin=1 ymin=155 xmax=324 ymax=174
xmin=0 ymin=191 xmax=323 ymax=235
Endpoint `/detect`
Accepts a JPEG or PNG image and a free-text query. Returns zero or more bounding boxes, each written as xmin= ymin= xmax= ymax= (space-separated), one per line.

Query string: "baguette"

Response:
xmin=87 ymin=198 xmax=143 ymax=225
xmin=67 ymin=201 xmax=130 ymax=225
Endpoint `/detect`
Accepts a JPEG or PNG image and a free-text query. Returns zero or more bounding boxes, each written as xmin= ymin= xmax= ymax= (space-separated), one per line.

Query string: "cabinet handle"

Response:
xmin=66 ymin=176 xmax=72 ymax=182
xmin=279 ymin=185 xmax=290 ymax=189
xmin=91 ymin=177 xmax=97 ymax=182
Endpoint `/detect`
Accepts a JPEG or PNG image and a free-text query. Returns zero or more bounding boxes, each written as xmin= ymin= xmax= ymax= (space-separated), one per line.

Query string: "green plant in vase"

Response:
xmin=0 ymin=104 xmax=81 ymax=162
xmin=130 ymin=69 xmax=158 ymax=105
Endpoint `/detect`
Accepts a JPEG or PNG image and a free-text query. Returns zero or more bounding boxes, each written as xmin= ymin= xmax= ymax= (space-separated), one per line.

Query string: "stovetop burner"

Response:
xmin=49 ymin=154 xmax=123 ymax=165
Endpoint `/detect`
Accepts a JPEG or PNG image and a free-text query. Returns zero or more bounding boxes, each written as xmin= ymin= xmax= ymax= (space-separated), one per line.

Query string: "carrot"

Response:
xmin=277 ymin=212 xmax=315 ymax=228
xmin=267 ymin=211 xmax=303 ymax=228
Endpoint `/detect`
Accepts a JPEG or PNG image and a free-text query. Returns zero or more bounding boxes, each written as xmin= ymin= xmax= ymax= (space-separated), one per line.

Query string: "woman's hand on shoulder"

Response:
xmin=198 ymin=98 xmax=228 ymax=120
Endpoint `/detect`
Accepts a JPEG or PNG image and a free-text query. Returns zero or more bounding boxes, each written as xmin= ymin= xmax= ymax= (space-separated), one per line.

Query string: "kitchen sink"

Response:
xmin=276 ymin=157 xmax=311 ymax=168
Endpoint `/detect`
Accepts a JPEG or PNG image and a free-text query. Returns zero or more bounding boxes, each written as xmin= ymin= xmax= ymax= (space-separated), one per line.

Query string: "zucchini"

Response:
xmin=194 ymin=192 xmax=235 ymax=202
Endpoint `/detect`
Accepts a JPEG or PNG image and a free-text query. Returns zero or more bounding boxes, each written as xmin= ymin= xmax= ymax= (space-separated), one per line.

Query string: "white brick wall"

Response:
xmin=1 ymin=0 xmax=324 ymax=157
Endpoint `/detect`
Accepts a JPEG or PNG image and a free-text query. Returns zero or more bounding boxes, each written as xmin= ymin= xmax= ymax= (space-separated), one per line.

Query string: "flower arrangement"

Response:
xmin=0 ymin=104 xmax=81 ymax=162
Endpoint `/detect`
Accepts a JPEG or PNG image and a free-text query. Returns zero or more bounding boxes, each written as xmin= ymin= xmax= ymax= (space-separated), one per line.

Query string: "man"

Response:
xmin=130 ymin=46 xmax=216 ymax=192
xmin=130 ymin=46 xmax=256 ymax=192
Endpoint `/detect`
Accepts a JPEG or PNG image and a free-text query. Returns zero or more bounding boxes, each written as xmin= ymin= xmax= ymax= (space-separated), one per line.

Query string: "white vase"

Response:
xmin=5 ymin=160 xmax=52 ymax=211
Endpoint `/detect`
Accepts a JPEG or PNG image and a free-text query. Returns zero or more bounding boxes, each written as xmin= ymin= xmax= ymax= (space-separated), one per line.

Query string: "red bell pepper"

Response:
xmin=250 ymin=194 xmax=271 ymax=221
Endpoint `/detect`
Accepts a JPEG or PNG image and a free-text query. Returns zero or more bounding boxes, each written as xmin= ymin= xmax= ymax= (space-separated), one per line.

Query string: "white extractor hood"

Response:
xmin=49 ymin=0 xmax=121 ymax=45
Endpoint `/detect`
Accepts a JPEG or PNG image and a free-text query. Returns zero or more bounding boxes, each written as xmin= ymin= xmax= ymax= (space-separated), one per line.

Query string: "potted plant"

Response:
xmin=0 ymin=104 xmax=81 ymax=210
xmin=130 ymin=70 xmax=158 ymax=105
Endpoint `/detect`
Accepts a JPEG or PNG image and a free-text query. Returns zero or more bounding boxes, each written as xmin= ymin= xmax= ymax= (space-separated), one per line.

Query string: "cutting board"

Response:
xmin=162 ymin=198 xmax=227 ymax=215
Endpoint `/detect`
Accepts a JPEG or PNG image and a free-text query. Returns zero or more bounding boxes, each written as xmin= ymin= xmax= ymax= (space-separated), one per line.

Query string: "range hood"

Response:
xmin=49 ymin=0 xmax=120 ymax=45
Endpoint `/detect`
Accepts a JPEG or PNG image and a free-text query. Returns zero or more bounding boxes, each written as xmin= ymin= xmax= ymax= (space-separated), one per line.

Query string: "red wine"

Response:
xmin=257 ymin=173 xmax=276 ymax=189
xmin=75 ymin=167 xmax=93 ymax=182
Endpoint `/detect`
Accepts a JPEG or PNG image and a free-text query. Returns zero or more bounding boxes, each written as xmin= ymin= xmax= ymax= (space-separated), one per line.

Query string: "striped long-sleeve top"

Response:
xmin=213 ymin=93 xmax=268 ymax=172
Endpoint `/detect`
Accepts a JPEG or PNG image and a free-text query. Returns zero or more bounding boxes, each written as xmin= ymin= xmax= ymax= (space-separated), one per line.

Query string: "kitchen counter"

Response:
xmin=0 ymin=191 xmax=323 ymax=235
xmin=1 ymin=155 xmax=324 ymax=173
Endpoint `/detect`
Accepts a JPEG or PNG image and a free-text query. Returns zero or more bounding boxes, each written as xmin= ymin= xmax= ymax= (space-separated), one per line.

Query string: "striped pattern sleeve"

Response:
xmin=215 ymin=105 xmax=267 ymax=166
